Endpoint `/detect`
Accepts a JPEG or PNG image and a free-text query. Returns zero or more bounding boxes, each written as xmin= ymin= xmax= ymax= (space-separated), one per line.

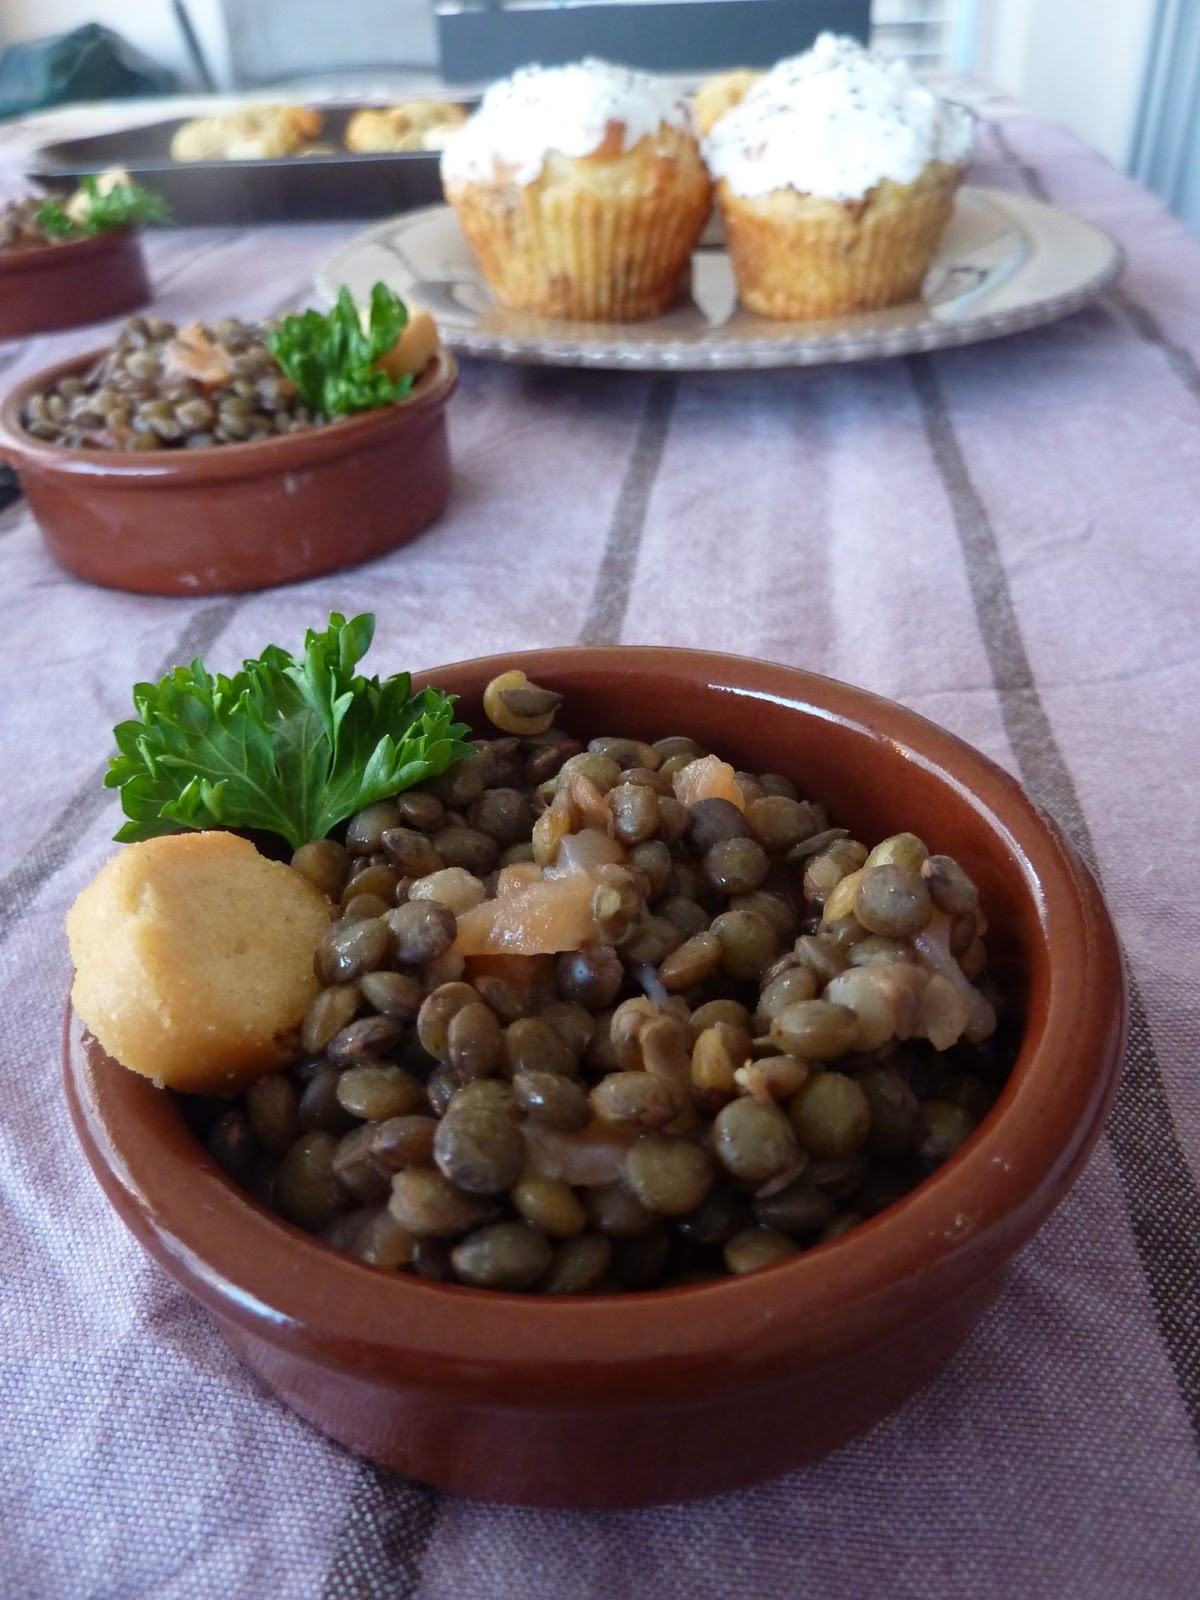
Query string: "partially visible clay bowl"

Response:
xmin=63 ymin=647 xmax=1127 ymax=1508
xmin=0 ymin=348 xmax=457 ymax=595
xmin=0 ymin=227 xmax=150 ymax=339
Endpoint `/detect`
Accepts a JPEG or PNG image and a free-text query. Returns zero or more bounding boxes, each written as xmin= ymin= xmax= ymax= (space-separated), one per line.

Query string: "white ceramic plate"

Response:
xmin=316 ymin=187 xmax=1123 ymax=371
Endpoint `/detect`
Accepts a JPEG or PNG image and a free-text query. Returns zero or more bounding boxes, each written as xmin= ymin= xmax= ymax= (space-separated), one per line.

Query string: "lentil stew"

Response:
xmin=20 ymin=314 xmax=323 ymax=451
xmin=184 ymin=669 xmax=1021 ymax=1294
xmin=0 ymin=196 xmax=72 ymax=252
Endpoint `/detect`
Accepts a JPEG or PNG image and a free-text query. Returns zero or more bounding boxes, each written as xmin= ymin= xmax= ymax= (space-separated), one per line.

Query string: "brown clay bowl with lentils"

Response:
xmin=64 ymin=647 xmax=1127 ymax=1508
xmin=0 ymin=207 xmax=149 ymax=338
xmin=0 ymin=318 xmax=457 ymax=594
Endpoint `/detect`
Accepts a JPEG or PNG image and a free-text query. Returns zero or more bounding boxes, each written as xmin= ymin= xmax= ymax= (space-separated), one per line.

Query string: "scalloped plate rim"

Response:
xmin=314 ymin=187 xmax=1124 ymax=372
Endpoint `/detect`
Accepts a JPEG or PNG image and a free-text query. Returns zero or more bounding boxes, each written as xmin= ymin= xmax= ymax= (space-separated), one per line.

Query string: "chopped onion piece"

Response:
xmin=522 ymin=1121 xmax=632 ymax=1186
xmin=912 ymin=910 xmax=997 ymax=1043
xmin=544 ymin=827 xmax=624 ymax=879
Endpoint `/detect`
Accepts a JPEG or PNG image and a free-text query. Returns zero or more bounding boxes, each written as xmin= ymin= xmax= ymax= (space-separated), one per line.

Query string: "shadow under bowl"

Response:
xmin=0 ymin=227 xmax=150 ymax=338
xmin=63 ymin=647 xmax=1127 ymax=1508
xmin=0 ymin=347 xmax=457 ymax=595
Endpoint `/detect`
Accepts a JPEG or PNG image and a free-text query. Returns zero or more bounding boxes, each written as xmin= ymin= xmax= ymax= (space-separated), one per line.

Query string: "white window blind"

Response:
xmin=1131 ymin=0 xmax=1200 ymax=235
xmin=870 ymin=0 xmax=978 ymax=71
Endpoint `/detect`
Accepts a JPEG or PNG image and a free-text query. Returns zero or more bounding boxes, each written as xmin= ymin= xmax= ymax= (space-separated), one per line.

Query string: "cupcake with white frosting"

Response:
xmin=691 ymin=68 xmax=762 ymax=136
xmin=702 ymin=34 xmax=975 ymax=319
xmin=440 ymin=59 xmax=711 ymax=321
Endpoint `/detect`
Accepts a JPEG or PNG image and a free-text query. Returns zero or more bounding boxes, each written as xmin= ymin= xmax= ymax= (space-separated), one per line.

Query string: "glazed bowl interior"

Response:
xmin=66 ymin=646 xmax=1126 ymax=1506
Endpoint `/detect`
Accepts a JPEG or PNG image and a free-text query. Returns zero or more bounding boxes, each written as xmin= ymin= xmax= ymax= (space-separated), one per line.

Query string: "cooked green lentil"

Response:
xmin=184 ymin=676 xmax=1020 ymax=1293
xmin=0 ymin=196 xmax=68 ymax=251
xmin=19 ymin=313 xmax=322 ymax=450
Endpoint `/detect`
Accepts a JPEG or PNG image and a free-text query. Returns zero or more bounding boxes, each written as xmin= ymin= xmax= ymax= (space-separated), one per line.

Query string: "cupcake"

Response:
xmin=440 ymin=59 xmax=712 ymax=321
xmin=702 ymin=34 xmax=975 ymax=320
xmin=691 ymin=68 xmax=762 ymax=137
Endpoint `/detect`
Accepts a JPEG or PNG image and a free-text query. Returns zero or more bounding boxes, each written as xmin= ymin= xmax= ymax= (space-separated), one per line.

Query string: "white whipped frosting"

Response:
xmin=702 ymin=33 xmax=974 ymax=201
xmin=440 ymin=58 xmax=694 ymax=187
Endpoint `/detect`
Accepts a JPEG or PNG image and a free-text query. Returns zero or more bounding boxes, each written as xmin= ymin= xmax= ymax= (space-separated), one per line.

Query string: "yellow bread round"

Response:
xmin=67 ymin=831 xmax=330 ymax=1094
xmin=362 ymin=306 xmax=441 ymax=382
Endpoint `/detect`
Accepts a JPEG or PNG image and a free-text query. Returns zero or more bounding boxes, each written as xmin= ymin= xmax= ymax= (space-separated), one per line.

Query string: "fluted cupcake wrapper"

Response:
xmin=448 ymin=176 xmax=712 ymax=322
xmin=718 ymin=163 xmax=965 ymax=321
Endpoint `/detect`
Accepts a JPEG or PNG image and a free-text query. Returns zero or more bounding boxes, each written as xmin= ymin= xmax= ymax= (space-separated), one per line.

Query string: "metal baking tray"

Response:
xmin=24 ymin=103 xmax=472 ymax=226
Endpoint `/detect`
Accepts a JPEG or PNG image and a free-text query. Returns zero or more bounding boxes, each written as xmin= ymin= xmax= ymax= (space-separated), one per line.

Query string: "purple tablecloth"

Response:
xmin=2 ymin=96 xmax=1199 ymax=1599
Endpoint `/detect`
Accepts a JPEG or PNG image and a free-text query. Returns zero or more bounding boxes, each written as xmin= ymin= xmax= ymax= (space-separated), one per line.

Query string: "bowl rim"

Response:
xmin=64 ymin=645 xmax=1127 ymax=1409
xmin=0 ymin=345 xmax=458 ymax=482
xmin=0 ymin=223 xmax=139 ymax=277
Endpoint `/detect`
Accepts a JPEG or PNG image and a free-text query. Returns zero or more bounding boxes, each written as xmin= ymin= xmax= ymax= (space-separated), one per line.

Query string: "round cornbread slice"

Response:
xmin=67 ymin=831 xmax=330 ymax=1094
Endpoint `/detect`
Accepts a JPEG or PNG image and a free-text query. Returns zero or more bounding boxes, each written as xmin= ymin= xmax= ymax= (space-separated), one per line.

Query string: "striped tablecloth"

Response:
xmin=1 ymin=99 xmax=1198 ymax=1600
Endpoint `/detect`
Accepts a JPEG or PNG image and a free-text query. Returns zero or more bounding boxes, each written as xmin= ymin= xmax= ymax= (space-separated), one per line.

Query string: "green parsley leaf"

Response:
xmin=265 ymin=282 xmax=415 ymax=419
xmin=34 ymin=198 xmax=75 ymax=239
xmin=36 ymin=175 xmax=170 ymax=239
xmin=104 ymin=613 xmax=472 ymax=852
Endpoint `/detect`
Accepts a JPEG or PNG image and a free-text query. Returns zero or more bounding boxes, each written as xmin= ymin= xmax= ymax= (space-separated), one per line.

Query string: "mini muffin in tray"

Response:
xmin=345 ymin=102 xmax=469 ymax=153
xmin=169 ymin=104 xmax=326 ymax=161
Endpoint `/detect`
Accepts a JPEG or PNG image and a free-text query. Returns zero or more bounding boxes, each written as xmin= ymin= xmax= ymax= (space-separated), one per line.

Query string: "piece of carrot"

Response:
xmin=672 ymin=753 xmax=746 ymax=813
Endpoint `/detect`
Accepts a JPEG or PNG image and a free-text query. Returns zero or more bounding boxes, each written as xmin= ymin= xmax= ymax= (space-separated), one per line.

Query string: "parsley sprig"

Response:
xmin=37 ymin=175 xmax=170 ymax=239
xmin=105 ymin=613 xmax=472 ymax=852
xmin=266 ymin=283 xmax=415 ymax=420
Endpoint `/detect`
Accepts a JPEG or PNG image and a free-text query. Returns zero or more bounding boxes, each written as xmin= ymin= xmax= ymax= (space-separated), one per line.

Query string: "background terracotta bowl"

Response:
xmin=0 ymin=348 xmax=457 ymax=595
xmin=63 ymin=647 xmax=1127 ymax=1508
xmin=0 ymin=227 xmax=150 ymax=338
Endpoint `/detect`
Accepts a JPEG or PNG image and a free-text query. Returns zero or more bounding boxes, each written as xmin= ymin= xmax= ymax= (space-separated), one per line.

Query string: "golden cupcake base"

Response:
xmin=446 ymin=130 xmax=712 ymax=322
xmin=717 ymin=162 xmax=966 ymax=321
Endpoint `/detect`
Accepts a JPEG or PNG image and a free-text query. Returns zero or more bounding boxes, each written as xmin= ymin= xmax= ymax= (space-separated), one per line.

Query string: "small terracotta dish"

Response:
xmin=0 ymin=348 xmax=457 ymax=595
xmin=63 ymin=647 xmax=1127 ymax=1508
xmin=0 ymin=227 xmax=150 ymax=339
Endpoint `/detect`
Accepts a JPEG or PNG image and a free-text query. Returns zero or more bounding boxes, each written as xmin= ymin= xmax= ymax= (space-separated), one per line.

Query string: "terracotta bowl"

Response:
xmin=63 ymin=647 xmax=1127 ymax=1508
xmin=0 ymin=227 xmax=150 ymax=339
xmin=0 ymin=348 xmax=457 ymax=595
